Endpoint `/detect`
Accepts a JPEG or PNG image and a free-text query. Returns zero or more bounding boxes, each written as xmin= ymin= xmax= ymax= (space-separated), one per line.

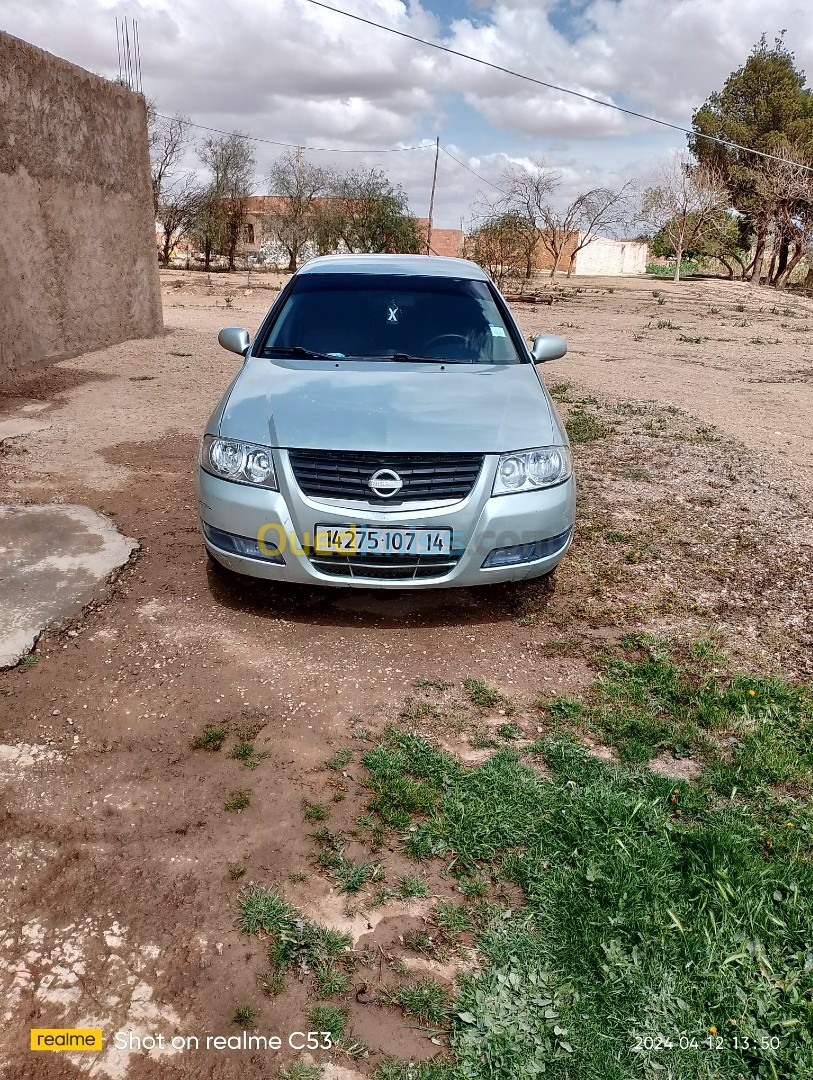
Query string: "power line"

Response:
xmin=301 ymin=0 xmax=813 ymax=173
xmin=440 ymin=146 xmax=506 ymax=195
xmin=153 ymin=112 xmax=430 ymax=154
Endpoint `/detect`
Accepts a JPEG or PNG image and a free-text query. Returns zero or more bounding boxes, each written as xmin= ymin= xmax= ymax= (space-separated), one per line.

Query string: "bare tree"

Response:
xmin=265 ymin=151 xmax=333 ymax=272
xmin=539 ymin=184 xmax=635 ymax=278
xmin=148 ymin=108 xmax=193 ymax=213
xmin=641 ymin=155 xmax=729 ymax=282
xmin=487 ymin=161 xmax=559 ymax=278
xmin=157 ymin=175 xmax=205 ymax=268
xmin=198 ymin=134 xmax=256 ymax=270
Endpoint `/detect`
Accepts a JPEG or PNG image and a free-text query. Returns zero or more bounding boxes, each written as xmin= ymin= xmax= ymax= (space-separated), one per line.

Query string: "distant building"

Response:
xmin=237 ymin=196 xmax=464 ymax=261
xmin=532 ymin=231 xmax=647 ymax=276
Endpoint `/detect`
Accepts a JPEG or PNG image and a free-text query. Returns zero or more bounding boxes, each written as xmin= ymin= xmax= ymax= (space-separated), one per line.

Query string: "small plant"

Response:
xmin=734 ymin=302 xmax=746 ymax=311
xmin=303 ymin=799 xmax=330 ymax=823
xmin=224 ymin=293 xmax=235 ymax=308
xmin=229 ymin=741 xmax=266 ymax=768
xmin=546 ymin=380 xmax=572 ymax=403
xmin=224 ymin=790 xmax=250 ymax=813
xmin=396 ymin=873 xmax=429 ymax=900
xmin=463 ymin=678 xmax=514 ymax=712
xmin=433 ymin=901 xmax=472 ymax=934
xmin=314 ymin=961 xmax=350 ymax=997
xmin=678 ymin=334 xmax=703 ymax=344
xmin=404 ymin=929 xmax=435 ymax=952
xmin=279 ymin=1063 xmax=324 ymax=1080
xmin=565 ymin=409 xmax=614 ymax=443
xmin=385 ymin=979 xmax=448 ymax=1024
xmin=191 ymin=725 xmax=227 ymax=751
xmin=655 ymin=319 xmax=678 ymax=330
xmin=326 ymin=747 xmax=353 ymax=771
xmin=228 ymin=864 xmax=247 ymax=880
xmin=308 ymin=1003 xmax=347 ymax=1045
xmin=258 ymin=968 xmax=285 ymax=996
xmin=459 ymin=874 xmax=488 ymax=899
xmin=233 ymin=1003 xmax=256 ymax=1025
xmin=415 ymin=677 xmax=453 ymax=691
xmin=20 ymin=655 xmax=39 ymax=668
xmin=497 ymin=723 xmax=522 ymax=741
xmin=657 ymin=296 xmax=666 ymax=305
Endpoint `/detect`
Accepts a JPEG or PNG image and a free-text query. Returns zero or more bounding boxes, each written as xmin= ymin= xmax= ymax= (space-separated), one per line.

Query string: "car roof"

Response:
xmin=297 ymin=254 xmax=490 ymax=280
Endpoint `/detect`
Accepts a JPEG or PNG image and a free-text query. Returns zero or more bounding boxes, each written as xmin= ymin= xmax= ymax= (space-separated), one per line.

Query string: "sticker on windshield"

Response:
xmin=387 ymin=301 xmax=401 ymax=324
xmin=489 ymin=325 xmax=506 ymax=337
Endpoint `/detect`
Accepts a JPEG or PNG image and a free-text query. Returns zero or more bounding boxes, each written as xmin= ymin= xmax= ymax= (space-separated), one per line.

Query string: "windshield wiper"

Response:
xmin=264 ymin=345 xmax=343 ymax=361
xmin=388 ymin=353 xmax=466 ymax=364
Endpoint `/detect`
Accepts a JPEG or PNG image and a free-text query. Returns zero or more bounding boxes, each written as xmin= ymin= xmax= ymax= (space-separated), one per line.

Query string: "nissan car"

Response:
xmin=197 ymin=254 xmax=575 ymax=588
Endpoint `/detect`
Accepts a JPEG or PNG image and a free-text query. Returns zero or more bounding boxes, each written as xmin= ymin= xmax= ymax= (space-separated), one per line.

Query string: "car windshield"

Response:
xmin=258 ymin=273 xmax=523 ymax=364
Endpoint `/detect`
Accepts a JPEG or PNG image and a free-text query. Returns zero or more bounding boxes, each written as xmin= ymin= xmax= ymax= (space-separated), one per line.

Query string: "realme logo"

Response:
xmin=30 ymin=1028 xmax=103 ymax=1052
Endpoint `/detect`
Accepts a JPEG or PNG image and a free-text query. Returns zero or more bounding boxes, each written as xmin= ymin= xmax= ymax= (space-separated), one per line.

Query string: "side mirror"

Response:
xmin=218 ymin=326 xmax=250 ymax=357
xmin=531 ymin=334 xmax=567 ymax=363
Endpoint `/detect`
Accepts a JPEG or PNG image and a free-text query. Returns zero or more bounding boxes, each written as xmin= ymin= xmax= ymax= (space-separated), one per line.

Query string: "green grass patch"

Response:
xmin=357 ymin=712 xmax=813 ymax=1077
xmin=232 ymin=1003 xmax=256 ymax=1025
xmin=385 ymin=979 xmax=449 ymax=1025
xmin=303 ymin=799 xmax=330 ymax=823
xmin=308 ymin=1003 xmax=347 ymax=1044
xmin=191 ymin=725 xmax=228 ymax=751
xmin=463 ymin=678 xmax=514 ymax=712
xmin=326 ymin=747 xmax=353 ymax=771
xmin=565 ymin=409 xmax=614 ymax=443
xmin=239 ymin=885 xmax=351 ymax=993
xmin=396 ymin=873 xmax=429 ymax=900
xmin=313 ymin=828 xmax=384 ymax=893
xmin=224 ymin=790 xmax=250 ymax=812
xmin=554 ymin=634 xmax=813 ymax=778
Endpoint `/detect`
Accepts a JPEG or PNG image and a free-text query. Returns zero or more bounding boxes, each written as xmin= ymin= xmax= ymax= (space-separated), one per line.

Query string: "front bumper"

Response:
xmin=197 ymin=451 xmax=576 ymax=589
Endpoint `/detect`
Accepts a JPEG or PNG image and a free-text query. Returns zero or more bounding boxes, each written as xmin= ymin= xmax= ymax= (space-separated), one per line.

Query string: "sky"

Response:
xmin=2 ymin=0 xmax=812 ymax=228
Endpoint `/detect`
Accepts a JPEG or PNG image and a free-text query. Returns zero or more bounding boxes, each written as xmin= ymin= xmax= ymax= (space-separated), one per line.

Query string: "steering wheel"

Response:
xmin=421 ymin=333 xmax=471 ymax=358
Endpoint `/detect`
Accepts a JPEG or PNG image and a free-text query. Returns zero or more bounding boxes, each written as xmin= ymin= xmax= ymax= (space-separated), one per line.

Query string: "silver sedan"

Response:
xmin=197 ymin=254 xmax=575 ymax=588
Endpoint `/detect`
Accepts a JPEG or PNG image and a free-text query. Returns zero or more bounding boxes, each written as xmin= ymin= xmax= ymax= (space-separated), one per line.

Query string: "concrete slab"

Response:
xmin=0 ymin=504 xmax=138 ymax=667
xmin=0 ymin=417 xmax=51 ymax=440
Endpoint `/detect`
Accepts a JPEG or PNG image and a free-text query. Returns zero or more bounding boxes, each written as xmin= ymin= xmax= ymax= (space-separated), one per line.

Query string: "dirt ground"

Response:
xmin=1 ymin=269 xmax=811 ymax=1079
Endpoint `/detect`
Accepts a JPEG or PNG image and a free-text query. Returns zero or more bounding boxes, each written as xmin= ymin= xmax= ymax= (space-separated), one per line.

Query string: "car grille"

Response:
xmin=288 ymin=450 xmax=484 ymax=504
xmin=309 ymin=552 xmax=459 ymax=581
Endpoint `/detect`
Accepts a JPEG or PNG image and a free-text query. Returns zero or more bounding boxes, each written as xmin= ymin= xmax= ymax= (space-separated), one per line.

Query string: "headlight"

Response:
xmin=200 ymin=435 xmax=278 ymax=489
xmin=492 ymin=446 xmax=571 ymax=495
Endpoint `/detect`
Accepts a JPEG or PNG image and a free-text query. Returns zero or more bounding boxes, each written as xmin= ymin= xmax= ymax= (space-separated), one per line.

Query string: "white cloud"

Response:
xmin=2 ymin=0 xmax=812 ymax=226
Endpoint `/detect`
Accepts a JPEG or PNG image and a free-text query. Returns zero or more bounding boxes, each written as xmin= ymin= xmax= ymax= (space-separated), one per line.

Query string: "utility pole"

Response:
xmin=426 ymin=136 xmax=439 ymax=255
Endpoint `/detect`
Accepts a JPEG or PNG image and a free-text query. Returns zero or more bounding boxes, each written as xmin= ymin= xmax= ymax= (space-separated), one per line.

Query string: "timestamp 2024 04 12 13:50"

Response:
xmin=632 ymin=1033 xmax=782 ymax=1053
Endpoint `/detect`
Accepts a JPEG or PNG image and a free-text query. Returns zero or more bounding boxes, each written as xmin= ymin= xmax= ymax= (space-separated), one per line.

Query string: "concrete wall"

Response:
xmin=573 ymin=236 xmax=648 ymax=276
xmin=0 ymin=31 xmax=162 ymax=380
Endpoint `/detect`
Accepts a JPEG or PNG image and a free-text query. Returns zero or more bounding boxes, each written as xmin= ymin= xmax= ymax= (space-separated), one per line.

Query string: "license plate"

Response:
xmin=314 ymin=524 xmax=452 ymax=556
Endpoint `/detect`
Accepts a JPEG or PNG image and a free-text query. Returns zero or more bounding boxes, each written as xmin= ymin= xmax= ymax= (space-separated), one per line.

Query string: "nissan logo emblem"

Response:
xmin=368 ymin=468 xmax=404 ymax=498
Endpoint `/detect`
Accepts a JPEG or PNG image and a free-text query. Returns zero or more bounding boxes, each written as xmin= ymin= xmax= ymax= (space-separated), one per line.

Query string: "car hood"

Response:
xmin=218 ymin=358 xmax=559 ymax=453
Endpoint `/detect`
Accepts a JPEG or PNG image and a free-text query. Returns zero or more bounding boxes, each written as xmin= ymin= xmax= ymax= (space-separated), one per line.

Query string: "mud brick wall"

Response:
xmin=0 ymin=31 xmax=162 ymax=379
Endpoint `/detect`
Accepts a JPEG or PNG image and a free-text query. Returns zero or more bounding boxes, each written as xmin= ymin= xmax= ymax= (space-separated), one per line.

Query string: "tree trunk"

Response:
xmin=162 ymin=235 xmax=172 ymax=268
xmin=673 ymin=244 xmax=683 ymax=283
xmin=719 ymin=258 xmax=734 ymax=279
xmin=286 ymin=250 xmax=297 ymax=273
xmin=204 ymin=234 xmax=212 ymax=272
xmin=550 ymin=249 xmax=562 ymax=279
xmin=749 ymin=222 xmax=768 ymax=286
xmin=774 ymin=236 xmax=790 ymax=284
xmin=804 ymin=267 xmax=813 ymax=295
xmin=773 ymin=243 xmax=805 ymax=290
